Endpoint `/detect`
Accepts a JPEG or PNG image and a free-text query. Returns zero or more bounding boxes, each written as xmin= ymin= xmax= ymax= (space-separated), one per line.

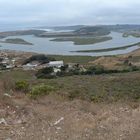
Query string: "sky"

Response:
xmin=0 ymin=0 xmax=140 ymax=30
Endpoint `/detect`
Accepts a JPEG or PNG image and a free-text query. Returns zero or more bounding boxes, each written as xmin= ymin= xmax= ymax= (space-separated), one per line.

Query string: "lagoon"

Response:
xmin=0 ymin=32 xmax=140 ymax=56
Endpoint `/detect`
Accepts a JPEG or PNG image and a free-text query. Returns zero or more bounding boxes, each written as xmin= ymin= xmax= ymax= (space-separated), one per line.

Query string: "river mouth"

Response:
xmin=0 ymin=32 xmax=140 ymax=56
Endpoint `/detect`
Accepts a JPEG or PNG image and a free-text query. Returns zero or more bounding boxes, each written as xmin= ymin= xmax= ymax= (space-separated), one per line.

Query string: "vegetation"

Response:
xmin=15 ymin=80 xmax=29 ymax=92
xmin=36 ymin=67 xmax=55 ymax=79
xmin=123 ymin=32 xmax=140 ymax=38
xmin=51 ymin=36 xmax=112 ymax=45
xmin=23 ymin=54 xmax=56 ymax=64
xmin=0 ymin=63 xmax=6 ymax=70
xmin=48 ymin=55 xmax=98 ymax=65
xmin=29 ymin=84 xmax=55 ymax=99
xmin=35 ymin=62 xmax=140 ymax=79
xmin=74 ymin=26 xmax=110 ymax=36
xmin=73 ymin=42 xmax=140 ymax=53
xmin=1 ymin=68 xmax=140 ymax=102
xmin=0 ymin=29 xmax=46 ymax=38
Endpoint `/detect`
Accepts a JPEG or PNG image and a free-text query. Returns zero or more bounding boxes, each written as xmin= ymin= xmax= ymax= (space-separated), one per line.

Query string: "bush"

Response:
xmin=60 ymin=64 xmax=68 ymax=71
xmin=29 ymin=84 xmax=55 ymax=99
xmin=15 ymin=80 xmax=29 ymax=92
xmin=36 ymin=67 xmax=54 ymax=78
xmin=86 ymin=65 xmax=105 ymax=75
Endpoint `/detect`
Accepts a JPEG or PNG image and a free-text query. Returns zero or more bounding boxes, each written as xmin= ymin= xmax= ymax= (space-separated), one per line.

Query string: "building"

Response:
xmin=22 ymin=63 xmax=38 ymax=70
xmin=48 ymin=61 xmax=64 ymax=68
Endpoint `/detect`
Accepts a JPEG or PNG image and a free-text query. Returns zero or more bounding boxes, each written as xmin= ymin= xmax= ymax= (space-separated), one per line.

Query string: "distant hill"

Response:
xmin=74 ymin=26 xmax=110 ymax=36
xmin=1 ymin=25 xmax=140 ymax=39
xmin=0 ymin=30 xmax=46 ymax=38
xmin=36 ymin=25 xmax=85 ymax=31
xmin=100 ymin=24 xmax=140 ymax=32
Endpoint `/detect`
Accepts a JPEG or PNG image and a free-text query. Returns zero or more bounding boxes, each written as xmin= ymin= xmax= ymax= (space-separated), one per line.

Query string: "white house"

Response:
xmin=48 ymin=61 xmax=64 ymax=68
xmin=23 ymin=63 xmax=38 ymax=70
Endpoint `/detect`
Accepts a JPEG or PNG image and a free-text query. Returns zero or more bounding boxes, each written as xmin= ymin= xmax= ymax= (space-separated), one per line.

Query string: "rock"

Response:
xmin=5 ymin=138 xmax=12 ymax=140
xmin=53 ymin=117 xmax=64 ymax=126
xmin=4 ymin=93 xmax=12 ymax=98
xmin=0 ymin=118 xmax=7 ymax=125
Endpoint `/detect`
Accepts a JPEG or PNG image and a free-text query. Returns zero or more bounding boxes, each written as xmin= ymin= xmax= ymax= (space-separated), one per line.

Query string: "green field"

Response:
xmin=48 ymin=55 xmax=98 ymax=64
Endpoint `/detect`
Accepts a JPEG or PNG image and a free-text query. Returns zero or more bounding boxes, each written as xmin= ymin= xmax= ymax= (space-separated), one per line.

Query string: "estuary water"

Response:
xmin=0 ymin=32 xmax=140 ymax=56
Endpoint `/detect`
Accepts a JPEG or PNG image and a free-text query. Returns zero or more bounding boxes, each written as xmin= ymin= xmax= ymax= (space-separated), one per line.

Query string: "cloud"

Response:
xmin=0 ymin=0 xmax=140 ymax=27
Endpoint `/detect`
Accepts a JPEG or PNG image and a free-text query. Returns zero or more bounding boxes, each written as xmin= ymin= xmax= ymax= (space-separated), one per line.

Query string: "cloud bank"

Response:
xmin=0 ymin=0 xmax=140 ymax=28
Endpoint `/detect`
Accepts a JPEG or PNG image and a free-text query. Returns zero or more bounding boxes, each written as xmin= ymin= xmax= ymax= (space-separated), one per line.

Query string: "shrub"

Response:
xmin=29 ymin=84 xmax=55 ymax=99
xmin=86 ymin=65 xmax=105 ymax=75
xmin=36 ymin=67 xmax=54 ymax=78
xmin=60 ymin=64 xmax=68 ymax=71
xmin=15 ymin=80 xmax=29 ymax=92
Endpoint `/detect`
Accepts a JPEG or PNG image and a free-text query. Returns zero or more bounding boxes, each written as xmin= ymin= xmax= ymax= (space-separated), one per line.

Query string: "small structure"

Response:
xmin=48 ymin=61 xmax=64 ymax=68
xmin=1 ymin=57 xmax=10 ymax=64
xmin=6 ymin=65 xmax=14 ymax=69
xmin=23 ymin=63 xmax=38 ymax=70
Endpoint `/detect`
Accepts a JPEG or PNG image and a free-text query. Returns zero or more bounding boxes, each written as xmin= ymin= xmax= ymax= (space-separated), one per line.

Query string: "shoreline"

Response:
xmin=72 ymin=42 xmax=140 ymax=53
xmin=1 ymin=47 xmax=140 ymax=59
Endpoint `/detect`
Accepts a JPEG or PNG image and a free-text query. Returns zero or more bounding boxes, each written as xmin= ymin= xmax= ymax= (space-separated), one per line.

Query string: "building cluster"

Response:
xmin=0 ymin=52 xmax=86 ymax=76
xmin=22 ymin=60 xmax=64 ymax=70
xmin=0 ymin=52 xmax=16 ymax=70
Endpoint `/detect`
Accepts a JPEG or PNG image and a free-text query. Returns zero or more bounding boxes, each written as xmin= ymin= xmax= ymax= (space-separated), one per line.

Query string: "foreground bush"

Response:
xmin=15 ymin=80 xmax=29 ymax=92
xmin=29 ymin=84 xmax=55 ymax=99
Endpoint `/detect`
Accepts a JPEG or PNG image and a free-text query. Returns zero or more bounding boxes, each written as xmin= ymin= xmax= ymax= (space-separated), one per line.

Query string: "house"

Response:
xmin=48 ymin=61 xmax=64 ymax=68
xmin=6 ymin=65 xmax=14 ymax=69
xmin=22 ymin=63 xmax=38 ymax=70
xmin=1 ymin=57 xmax=10 ymax=64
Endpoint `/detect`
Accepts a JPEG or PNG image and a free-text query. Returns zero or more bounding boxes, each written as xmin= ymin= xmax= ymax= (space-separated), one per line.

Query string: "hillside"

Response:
xmin=0 ymin=68 xmax=140 ymax=140
xmin=74 ymin=26 xmax=110 ymax=36
xmin=37 ymin=25 xmax=85 ymax=31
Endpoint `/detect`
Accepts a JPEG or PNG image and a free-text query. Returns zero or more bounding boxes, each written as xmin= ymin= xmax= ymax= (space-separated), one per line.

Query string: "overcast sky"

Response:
xmin=0 ymin=0 xmax=140 ymax=29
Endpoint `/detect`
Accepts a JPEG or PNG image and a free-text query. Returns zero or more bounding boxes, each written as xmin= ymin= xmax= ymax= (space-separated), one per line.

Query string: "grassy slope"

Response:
xmin=1 ymin=70 xmax=140 ymax=102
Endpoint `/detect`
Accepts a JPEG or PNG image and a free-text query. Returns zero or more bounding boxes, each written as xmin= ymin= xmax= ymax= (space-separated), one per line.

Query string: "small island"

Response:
xmin=0 ymin=38 xmax=33 ymax=45
xmin=51 ymin=36 xmax=112 ymax=45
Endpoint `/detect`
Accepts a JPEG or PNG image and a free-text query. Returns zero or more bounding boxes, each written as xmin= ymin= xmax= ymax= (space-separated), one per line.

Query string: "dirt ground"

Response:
xmin=0 ymin=92 xmax=140 ymax=140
